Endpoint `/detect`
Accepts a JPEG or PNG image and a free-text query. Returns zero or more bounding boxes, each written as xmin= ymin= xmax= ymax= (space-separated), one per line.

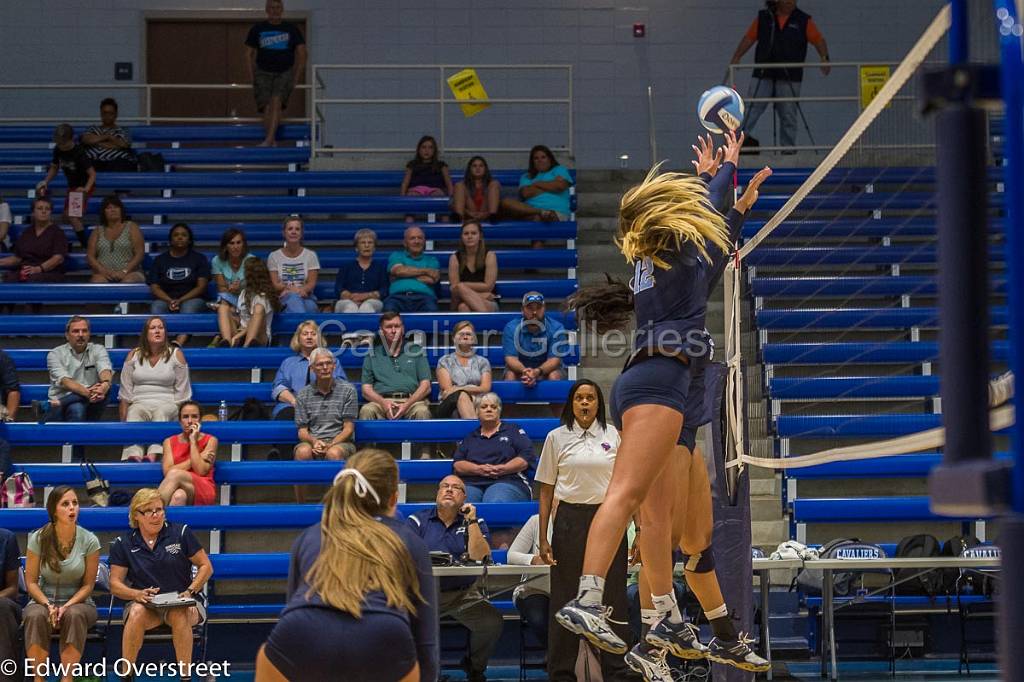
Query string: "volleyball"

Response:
xmin=697 ymin=86 xmax=745 ymax=134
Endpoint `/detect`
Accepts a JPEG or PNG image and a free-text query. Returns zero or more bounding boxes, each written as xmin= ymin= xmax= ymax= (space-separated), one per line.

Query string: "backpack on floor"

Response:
xmin=230 ymin=397 xmax=270 ymax=421
xmin=1 ymin=472 xmax=35 ymax=508
xmin=893 ymin=533 xmax=942 ymax=595
xmin=136 ymin=152 xmax=166 ymax=172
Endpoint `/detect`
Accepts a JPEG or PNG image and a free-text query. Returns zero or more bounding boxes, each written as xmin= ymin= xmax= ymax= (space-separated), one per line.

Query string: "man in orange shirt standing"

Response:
xmin=729 ymin=0 xmax=830 ymax=151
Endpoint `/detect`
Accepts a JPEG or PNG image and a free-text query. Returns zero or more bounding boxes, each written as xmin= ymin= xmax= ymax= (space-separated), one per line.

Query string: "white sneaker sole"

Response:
xmin=625 ymin=650 xmax=674 ymax=682
xmin=554 ymin=608 xmax=628 ymax=655
xmin=646 ymin=632 xmax=708 ymax=660
xmin=706 ymin=652 xmax=770 ymax=673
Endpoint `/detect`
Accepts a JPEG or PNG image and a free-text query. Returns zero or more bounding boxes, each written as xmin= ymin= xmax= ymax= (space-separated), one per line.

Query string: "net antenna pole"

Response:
xmin=990 ymin=2 xmax=1024 ymax=680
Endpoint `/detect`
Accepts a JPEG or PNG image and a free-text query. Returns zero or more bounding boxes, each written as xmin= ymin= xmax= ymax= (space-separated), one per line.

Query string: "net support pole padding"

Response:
xmin=998 ymin=516 xmax=1024 ymax=682
xmin=928 ymin=97 xmax=1010 ymax=517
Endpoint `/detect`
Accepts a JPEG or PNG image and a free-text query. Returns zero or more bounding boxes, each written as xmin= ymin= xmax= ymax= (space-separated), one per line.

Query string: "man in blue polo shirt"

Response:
xmin=109 ymin=489 xmax=213 ymax=682
xmin=0 ymin=528 xmax=21 ymax=682
xmin=382 ymin=225 xmax=440 ymax=312
xmin=502 ymin=291 xmax=568 ymax=386
xmin=408 ymin=475 xmax=503 ymax=682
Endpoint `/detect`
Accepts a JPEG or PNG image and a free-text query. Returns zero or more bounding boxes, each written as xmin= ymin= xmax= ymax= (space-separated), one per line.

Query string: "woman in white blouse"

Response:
xmin=119 ymin=316 xmax=192 ymax=461
xmin=534 ymin=379 xmax=635 ymax=681
xmin=506 ymin=512 xmax=553 ymax=648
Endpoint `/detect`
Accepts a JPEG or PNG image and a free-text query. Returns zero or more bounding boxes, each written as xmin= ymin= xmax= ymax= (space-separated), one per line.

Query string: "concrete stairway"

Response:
xmin=575 ymin=170 xmax=788 ymax=553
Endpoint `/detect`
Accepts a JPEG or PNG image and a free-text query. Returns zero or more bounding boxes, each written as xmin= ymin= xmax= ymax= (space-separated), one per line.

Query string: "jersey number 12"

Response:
xmin=632 ymin=257 xmax=655 ymax=294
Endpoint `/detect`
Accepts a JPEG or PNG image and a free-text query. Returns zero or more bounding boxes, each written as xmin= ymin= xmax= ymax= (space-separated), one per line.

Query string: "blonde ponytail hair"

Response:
xmin=306 ymin=449 xmax=423 ymax=617
xmin=616 ymin=165 xmax=731 ymax=270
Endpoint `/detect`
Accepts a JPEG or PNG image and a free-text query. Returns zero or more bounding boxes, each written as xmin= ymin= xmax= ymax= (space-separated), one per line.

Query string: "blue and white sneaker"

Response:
xmin=646 ymin=619 xmax=708 ymax=660
xmin=706 ymin=633 xmax=770 ymax=672
xmin=555 ymin=599 xmax=628 ymax=654
xmin=625 ymin=641 xmax=675 ymax=682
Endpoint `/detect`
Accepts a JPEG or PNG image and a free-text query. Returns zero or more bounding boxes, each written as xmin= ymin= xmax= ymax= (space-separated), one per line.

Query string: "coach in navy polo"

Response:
xmin=408 ymin=475 xmax=502 ymax=682
xmin=109 ymin=489 xmax=213 ymax=680
xmin=453 ymin=392 xmax=535 ymax=503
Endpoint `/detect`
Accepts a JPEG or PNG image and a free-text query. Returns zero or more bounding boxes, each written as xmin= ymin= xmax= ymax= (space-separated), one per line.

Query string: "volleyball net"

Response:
xmin=721 ymin=2 xmax=1012 ymax=474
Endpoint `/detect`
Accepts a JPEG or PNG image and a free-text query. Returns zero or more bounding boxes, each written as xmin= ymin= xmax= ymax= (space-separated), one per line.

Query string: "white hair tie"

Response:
xmin=333 ymin=468 xmax=381 ymax=505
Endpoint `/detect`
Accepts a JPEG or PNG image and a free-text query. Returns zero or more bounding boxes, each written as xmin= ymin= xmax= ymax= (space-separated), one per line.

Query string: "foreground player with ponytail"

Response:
xmin=255 ymin=449 xmax=438 ymax=682
xmin=555 ymin=132 xmax=772 ymax=676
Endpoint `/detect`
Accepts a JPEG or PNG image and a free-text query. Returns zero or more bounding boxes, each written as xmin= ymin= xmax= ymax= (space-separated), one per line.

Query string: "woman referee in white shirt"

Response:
xmin=536 ymin=379 xmax=639 ymax=681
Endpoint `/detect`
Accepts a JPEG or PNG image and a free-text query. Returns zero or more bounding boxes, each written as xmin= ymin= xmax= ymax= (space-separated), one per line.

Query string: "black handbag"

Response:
xmin=81 ymin=461 xmax=111 ymax=507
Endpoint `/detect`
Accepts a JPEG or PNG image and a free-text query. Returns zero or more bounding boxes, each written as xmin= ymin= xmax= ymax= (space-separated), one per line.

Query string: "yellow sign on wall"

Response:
xmin=447 ymin=68 xmax=491 ymax=118
xmin=859 ymin=65 xmax=891 ymax=110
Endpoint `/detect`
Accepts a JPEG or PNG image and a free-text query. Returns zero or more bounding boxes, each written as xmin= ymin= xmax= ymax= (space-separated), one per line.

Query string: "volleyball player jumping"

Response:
xmin=556 ymin=131 xmax=772 ymax=674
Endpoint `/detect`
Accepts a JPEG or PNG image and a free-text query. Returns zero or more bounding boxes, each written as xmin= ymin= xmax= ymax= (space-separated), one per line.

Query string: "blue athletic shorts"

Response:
xmin=610 ymin=355 xmax=692 ymax=442
xmin=264 ymin=603 xmax=417 ymax=681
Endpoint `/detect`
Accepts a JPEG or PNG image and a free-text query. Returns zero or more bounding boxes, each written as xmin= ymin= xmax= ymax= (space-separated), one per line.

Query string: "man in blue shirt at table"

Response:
xmin=502 ymin=291 xmax=567 ymax=386
xmin=382 ymin=226 xmax=440 ymax=313
xmin=408 ymin=475 xmax=503 ymax=682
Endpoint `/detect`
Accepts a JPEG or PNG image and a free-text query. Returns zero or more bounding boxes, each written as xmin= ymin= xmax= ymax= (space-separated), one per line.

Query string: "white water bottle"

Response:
xmin=218 ymin=400 xmax=228 ymax=421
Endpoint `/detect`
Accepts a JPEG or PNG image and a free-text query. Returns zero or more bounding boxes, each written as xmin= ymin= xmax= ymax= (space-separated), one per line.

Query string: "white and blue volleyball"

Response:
xmin=697 ymin=86 xmax=745 ymax=134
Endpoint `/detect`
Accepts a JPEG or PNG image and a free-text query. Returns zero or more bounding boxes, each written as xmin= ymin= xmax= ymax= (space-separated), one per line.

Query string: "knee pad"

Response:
xmin=681 ymin=546 xmax=715 ymax=573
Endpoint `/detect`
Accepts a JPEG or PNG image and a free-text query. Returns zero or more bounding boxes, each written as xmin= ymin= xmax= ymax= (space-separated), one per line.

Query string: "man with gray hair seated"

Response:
xmin=36 ymin=315 xmax=113 ymax=423
xmin=294 ymin=347 xmax=357 ymax=462
xmin=452 ymin=392 xmax=535 ymax=503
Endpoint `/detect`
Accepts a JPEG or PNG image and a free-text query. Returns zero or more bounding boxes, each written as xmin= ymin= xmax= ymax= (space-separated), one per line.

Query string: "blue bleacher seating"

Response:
xmin=0 ymin=124 xmax=311 ymax=144
xmin=791 ymin=497 xmax=984 ymax=523
xmin=769 ymin=375 xmax=941 ymax=400
xmin=786 ymin=452 xmax=1013 ymax=479
xmin=751 ymin=276 xmax=1007 ymax=298
xmin=747 ymin=245 xmax=1004 ymax=267
xmin=742 ymin=217 xmax=1005 ymax=239
xmin=0 ymin=147 xmax=311 ymax=167
xmin=757 ymin=306 xmax=1007 ymax=330
xmin=762 ymin=341 xmax=1010 ymax=364
xmin=776 ymin=413 xmax=951 ymax=438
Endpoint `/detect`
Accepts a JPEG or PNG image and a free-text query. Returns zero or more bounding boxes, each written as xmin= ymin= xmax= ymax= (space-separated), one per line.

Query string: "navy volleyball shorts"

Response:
xmin=610 ymin=354 xmax=692 ymax=444
xmin=264 ymin=605 xmax=417 ymax=681
xmin=678 ymin=366 xmax=710 ymax=451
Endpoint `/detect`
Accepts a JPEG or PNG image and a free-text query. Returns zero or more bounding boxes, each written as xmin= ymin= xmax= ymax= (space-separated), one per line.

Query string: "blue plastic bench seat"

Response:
xmin=0 ymin=311 xmax=575 ymax=335
xmin=776 ymin=413 xmax=948 ymax=438
xmin=786 ymin=452 xmax=1013 ymax=479
xmin=757 ymin=306 xmax=1007 ymax=330
xmin=0 ymin=418 xmax=561 ymax=445
xmin=0 ymin=168 xmax=574 ymax=191
xmin=769 ymin=375 xmax=941 ymax=400
xmin=763 ymin=341 xmax=1010 ymax=364
xmin=746 ymin=245 xmax=1004 ymax=267
xmin=0 ymin=124 xmax=310 ymax=144
xmin=740 ymin=217 xmax=1001 ymax=239
xmin=16 ymin=379 xmax=575 ymax=404
xmin=751 ymin=276 xmax=1006 ymax=298
xmin=0 ymin=501 xmax=538 ymax=532
xmin=0 ymin=279 xmax=578 ymax=304
xmin=1 ymin=248 xmax=576 ymax=275
xmin=0 ymin=147 xmax=310 ymax=167
xmin=791 ymin=496 xmax=984 ymax=522
xmin=14 ymin=460 xmax=462 ymax=488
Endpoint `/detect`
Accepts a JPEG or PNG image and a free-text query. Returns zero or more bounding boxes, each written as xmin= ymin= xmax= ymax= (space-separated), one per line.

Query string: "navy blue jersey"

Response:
xmin=630 ymin=163 xmax=745 ymax=360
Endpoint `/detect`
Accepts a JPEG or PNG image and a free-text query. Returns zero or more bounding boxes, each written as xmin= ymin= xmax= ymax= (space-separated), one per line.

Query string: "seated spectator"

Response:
xmin=0 ymin=348 xmax=20 ymax=424
xmin=408 ymin=476 xmax=502 ymax=682
xmin=211 ymin=227 xmax=257 ymax=310
xmin=159 ymin=401 xmax=218 ymax=506
xmin=86 ymin=195 xmax=145 ymax=283
xmin=257 ymin=450 xmax=438 ymax=682
xmin=23 ymin=486 xmax=100 ymax=682
xmin=400 ymin=135 xmax=453 ymax=198
xmin=453 ymin=393 xmax=534 ymax=503
xmin=119 ymin=316 xmax=192 ymax=462
xmin=452 ymin=156 xmax=500 ymax=223
xmin=148 ymin=222 xmax=210 ymax=318
xmin=0 ymin=528 xmax=20 ymax=680
xmin=334 ymin=228 xmax=389 ymax=313
xmin=383 ymin=226 xmax=440 ymax=313
xmin=0 ymin=197 xmax=67 ymax=282
xmin=35 ymin=124 xmax=95 ymax=249
xmin=36 ymin=316 xmax=112 ymax=423
xmin=500 ymin=145 xmax=573 ymax=222
xmin=268 ymin=216 xmax=320 ymax=313
xmin=80 ymin=98 xmax=137 ymax=173
xmin=503 ymin=291 xmax=567 ymax=385
xmin=0 ymin=199 xmax=11 ymax=251
xmin=215 ymin=257 xmax=278 ymax=348
xmin=294 ymin=348 xmax=357 ymax=500
xmin=268 ymin=320 xmax=346 ymax=460
xmin=448 ymin=220 xmax=498 ymax=312
xmin=110 ymin=489 xmax=213 ymax=678
xmin=507 ymin=512 xmax=552 ymax=648
xmin=435 ymin=321 xmax=492 ymax=419
xmin=359 ymin=312 xmax=432 ymax=423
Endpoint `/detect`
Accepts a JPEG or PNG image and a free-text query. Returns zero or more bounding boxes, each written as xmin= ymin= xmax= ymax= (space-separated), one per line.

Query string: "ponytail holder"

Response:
xmin=333 ymin=468 xmax=381 ymax=505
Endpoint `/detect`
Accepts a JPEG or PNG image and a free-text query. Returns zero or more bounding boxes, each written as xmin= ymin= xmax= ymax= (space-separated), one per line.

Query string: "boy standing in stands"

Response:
xmin=245 ymin=0 xmax=306 ymax=147
xmin=35 ymin=124 xmax=95 ymax=249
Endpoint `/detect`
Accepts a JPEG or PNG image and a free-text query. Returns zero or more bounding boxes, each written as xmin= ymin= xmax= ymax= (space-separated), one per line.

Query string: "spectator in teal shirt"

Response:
xmin=500 ymin=145 xmax=574 ymax=222
xmin=382 ymin=226 xmax=440 ymax=313
xmin=502 ymin=291 xmax=567 ymax=387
